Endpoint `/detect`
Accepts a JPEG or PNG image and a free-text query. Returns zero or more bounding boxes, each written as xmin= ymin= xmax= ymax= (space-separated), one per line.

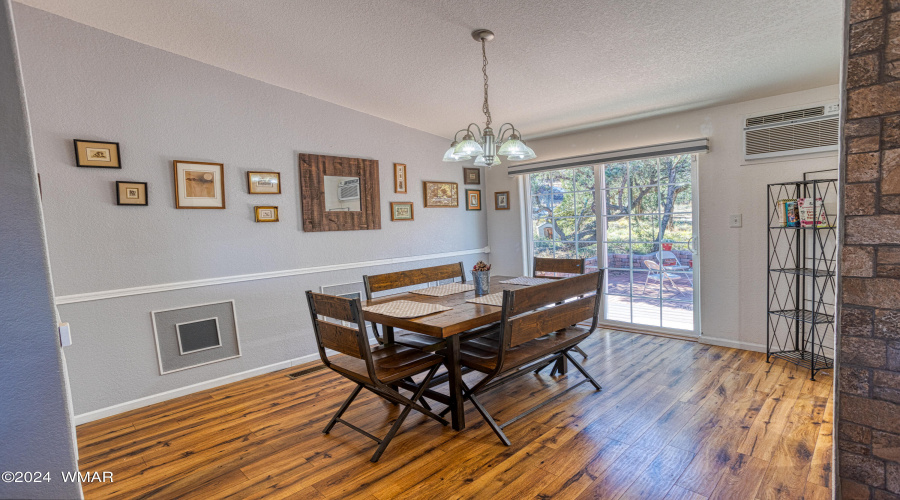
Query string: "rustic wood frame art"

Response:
xmin=463 ymin=167 xmax=481 ymax=185
xmin=495 ymin=191 xmax=510 ymax=210
xmin=466 ymin=189 xmax=482 ymax=210
xmin=423 ymin=181 xmax=459 ymax=208
xmin=74 ymin=139 xmax=121 ymax=168
xmin=299 ymin=153 xmax=381 ymax=232
xmin=390 ymin=202 xmax=414 ymax=221
xmin=393 ymin=163 xmax=407 ymax=194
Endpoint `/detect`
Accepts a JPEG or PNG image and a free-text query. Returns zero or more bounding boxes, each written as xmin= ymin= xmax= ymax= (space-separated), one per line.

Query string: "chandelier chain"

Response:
xmin=481 ymin=39 xmax=492 ymax=127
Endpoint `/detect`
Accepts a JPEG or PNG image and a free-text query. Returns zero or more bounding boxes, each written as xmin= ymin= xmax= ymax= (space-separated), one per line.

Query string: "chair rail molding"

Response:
xmin=56 ymin=246 xmax=491 ymax=305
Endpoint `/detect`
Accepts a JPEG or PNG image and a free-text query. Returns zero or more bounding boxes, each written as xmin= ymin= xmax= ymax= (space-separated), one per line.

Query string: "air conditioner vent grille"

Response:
xmin=745 ymin=117 xmax=839 ymax=156
xmin=745 ymin=106 xmax=825 ymax=127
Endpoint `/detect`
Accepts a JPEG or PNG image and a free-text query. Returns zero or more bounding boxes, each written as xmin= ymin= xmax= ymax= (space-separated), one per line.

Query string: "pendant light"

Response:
xmin=442 ymin=30 xmax=537 ymax=167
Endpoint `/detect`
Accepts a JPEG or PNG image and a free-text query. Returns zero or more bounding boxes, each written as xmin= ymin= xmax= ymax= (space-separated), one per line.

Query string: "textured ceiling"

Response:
xmin=15 ymin=0 xmax=842 ymax=139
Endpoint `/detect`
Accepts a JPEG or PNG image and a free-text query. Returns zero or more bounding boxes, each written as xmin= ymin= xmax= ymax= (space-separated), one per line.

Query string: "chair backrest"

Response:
xmin=500 ymin=271 xmax=603 ymax=351
xmin=645 ymin=260 xmax=661 ymax=271
xmin=660 ymin=251 xmax=681 ymax=266
xmin=533 ymin=257 xmax=586 ymax=278
xmin=363 ymin=262 xmax=466 ymax=298
xmin=305 ymin=291 xmax=375 ymax=376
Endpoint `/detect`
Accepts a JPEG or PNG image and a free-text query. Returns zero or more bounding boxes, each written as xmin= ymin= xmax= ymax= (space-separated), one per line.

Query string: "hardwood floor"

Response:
xmin=75 ymin=330 xmax=833 ymax=499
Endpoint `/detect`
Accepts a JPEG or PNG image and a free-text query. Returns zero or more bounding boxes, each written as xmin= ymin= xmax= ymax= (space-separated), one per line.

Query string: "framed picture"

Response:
xmin=423 ymin=181 xmax=459 ymax=208
xmin=173 ymin=161 xmax=225 ymax=209
xmin=495 ymin=191 xmax=510 ymax=210
xmin=299 ymin=153 xmax=381 ymax=232
xmin=116 ymin=181 xmax=148 ymax=206
xmin=247 ymin=171 xmax=281 ymax=194
xmin=466 ymin=189 xmax=482 ymax=211
xmin=394 ymin=163 xmax=407 ymax=194
xmin=463 ymin=167 xmax=481 ymax=185
xmin=255 ymin=206 xmax=279 ymax=222
xmin=74 ymin=140 xmax=121 ymax=168
xmin=390 ymin=202 xmax=414 ymax=221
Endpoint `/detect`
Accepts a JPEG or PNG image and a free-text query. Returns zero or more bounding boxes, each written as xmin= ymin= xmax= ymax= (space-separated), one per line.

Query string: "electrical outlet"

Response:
xmin=729 ymin=214 xmax=742 ymax=228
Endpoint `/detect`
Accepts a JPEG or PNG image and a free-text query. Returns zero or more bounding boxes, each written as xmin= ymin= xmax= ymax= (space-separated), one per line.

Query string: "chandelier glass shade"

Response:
xmin=442 ymin=30 xmax=537 ymax=167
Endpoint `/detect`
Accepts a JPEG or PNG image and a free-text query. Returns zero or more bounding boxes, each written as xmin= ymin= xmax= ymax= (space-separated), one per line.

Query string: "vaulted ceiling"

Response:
xmin=15 ymin=0 xmax=843 ymax=139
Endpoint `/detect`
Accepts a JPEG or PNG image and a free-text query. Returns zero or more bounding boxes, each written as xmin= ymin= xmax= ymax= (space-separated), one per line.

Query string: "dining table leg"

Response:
xmin=446 ymin=335 xmax=466 ymax=431
xmin=383 ymin=325 xmax=395 ymax=345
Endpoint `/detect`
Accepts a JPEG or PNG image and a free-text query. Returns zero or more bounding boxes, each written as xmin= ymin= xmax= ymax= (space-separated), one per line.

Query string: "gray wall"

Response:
xmin=12 ymin=4 xmax=487 ymax=417
xmin=0 ymin=1 xmax=81 ymax=498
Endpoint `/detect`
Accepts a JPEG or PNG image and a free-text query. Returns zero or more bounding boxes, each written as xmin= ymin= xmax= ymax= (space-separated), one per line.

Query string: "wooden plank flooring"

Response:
xmin=75 ymin=330 xmax=833 ymax=499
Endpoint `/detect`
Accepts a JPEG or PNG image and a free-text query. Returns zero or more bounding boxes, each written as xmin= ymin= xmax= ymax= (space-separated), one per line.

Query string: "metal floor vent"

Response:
xmin=287 ymin=363 xmax=328 ymax=379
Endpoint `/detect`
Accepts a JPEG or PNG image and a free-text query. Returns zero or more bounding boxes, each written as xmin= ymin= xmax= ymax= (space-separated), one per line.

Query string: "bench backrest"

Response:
xmin=502 ymin=271 xmax=603 ymax=348
xmin=533 ymin=257 xmax=586 ymax=278
xmin=363 ymin=262 xmax=466 ymax=297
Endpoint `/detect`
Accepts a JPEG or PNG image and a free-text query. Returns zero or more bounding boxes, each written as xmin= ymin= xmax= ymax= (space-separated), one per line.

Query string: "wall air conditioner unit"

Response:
xmin=743 ymin=102 xmax=840 ymax=160
xmin=337 ymin=178 xmax=360 ymax=201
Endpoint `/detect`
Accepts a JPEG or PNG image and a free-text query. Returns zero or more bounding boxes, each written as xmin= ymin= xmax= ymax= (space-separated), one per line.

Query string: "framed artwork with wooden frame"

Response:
xmin=390 ymin=202 xmax=414 ymax=221
xmin=495 ymin=191 xmax=510 ymax=210
xmin=423 ymin=181 xmax=458 ymax=208
xmin=466 ymin=189 xmax=481 ymax=211
xmin=173 ymin=161 xmax=225 ymax=209
xmin=116 ymin=181 xmax=148 ymax=206
xmin=255 ymin=206 xmax=279 ymax=222
xmin=299 ymin=153 xmax=381 ymax=232
xmin=463 ymin=167 xmax=480 ymax=185
xmin=74 ymin=139 xmax=121 ymax=168
xmin=393 ymin=163 xmax=407 ymax=194
xmin=247 ymin=171 xmax=281 ymax=194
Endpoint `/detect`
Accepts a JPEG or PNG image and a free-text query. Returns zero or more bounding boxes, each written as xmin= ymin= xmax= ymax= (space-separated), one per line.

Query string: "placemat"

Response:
xmin=410 ymin=282 xmax=475 ymax=297
xmin=499 ymin=276 xmax=557 ymax=286
xmin=466 ymin=292 xmax=504 ymax=307
xmin=362 ymin=300 xmax=452 ymax=319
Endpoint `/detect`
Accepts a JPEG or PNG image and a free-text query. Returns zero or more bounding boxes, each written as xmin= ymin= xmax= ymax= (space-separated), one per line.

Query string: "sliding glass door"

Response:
xmin=599 ymin=154 xmax=699 ymax=335
xmin=527 ymin=154 xmax=700 ymax=337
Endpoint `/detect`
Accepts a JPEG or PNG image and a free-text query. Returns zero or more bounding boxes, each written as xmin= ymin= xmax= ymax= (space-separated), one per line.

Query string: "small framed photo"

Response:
xmin=74 ymin=140 xmax=121 ymax=168
xmin=423 ymin=181 xmax=459 ymax=208
xmin=466 ymin=189 xmax=482 ymax=211
xmin=463 ymin=167 xmax=481 ymax=185
xmin=255 ymin=206 xmax=279 ymax=222
xmin=247 ymin=171 xmax=281 ymax=194
xmin=116 ymin=181 xmax=148 ymax=206
xmin=173 ymin=161 xmax=225 ymax=209
xmin=495 ymin=191 xmax=510 ymax=210
xmin=390 ymin=202 xmax=414 ymax=221
xmin=394 ymin=163 xmax=407 ymax=194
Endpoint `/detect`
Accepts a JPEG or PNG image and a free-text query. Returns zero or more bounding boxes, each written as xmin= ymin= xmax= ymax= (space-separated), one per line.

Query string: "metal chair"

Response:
xmin=643 ymin=260 xmax=687 ymax=293
xmin=305 ymin=291 xmax=447 ymax=462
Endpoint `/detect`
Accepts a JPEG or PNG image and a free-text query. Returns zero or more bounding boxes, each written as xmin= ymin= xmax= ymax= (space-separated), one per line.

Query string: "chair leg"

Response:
xmin=371 ymin=364 xmax=443 ymax=462
xmin=564 ymin=351 xmax=602 ymax=391
xmin=573 ymin=345 xmax=587 ymax=358
xmin=403 ymin=377 xmax=432 ymax=411
xmin=462 ymin=381 xmax=510 ymax=446
xmin=324 ymin=383 xmax=363 ymax=434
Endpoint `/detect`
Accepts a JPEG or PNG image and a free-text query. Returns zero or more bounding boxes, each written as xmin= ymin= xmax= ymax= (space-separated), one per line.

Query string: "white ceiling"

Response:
xmin=15 ymin=0 xmax=843 ymax=140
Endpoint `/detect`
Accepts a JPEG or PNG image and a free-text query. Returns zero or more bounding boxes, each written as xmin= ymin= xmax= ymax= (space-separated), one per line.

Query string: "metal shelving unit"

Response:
xmin=766 ymin=179 xmax=837 ymax=380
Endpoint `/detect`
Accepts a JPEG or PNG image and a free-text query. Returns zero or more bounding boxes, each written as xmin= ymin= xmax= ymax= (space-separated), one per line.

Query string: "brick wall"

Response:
xmin=839 ymin=1 xmax=900 ymax=498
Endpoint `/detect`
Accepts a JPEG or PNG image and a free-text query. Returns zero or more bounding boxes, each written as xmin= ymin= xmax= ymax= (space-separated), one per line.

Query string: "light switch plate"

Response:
xmin=59 ymin=322 xmax=72 ymax=347
xmin=729 ymin=214 xmax=742 ymax=228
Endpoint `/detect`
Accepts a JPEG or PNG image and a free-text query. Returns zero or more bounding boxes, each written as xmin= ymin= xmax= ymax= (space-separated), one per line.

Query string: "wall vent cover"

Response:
xmin=743 ymin=103 xmax=840 ymax=160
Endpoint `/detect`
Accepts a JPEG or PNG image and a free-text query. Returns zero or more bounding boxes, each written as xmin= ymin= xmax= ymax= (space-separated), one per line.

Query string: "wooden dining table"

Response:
xmin=362 ymin=275 xmax=520 ymax=431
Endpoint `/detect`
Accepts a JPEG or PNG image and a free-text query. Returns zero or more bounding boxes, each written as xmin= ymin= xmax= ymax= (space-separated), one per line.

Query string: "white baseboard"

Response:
xmin=699 ymin=335 xmax=767 ymax=353
xmin=73 ymin=353 xmax=319 ymax=425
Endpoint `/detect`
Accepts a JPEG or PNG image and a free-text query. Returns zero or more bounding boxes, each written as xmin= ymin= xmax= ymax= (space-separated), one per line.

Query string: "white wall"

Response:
xmin=486 ymin=85 xmax=840 ymax=351
xmin=13 ymin=4 xmax=488 ymax=420
xmin=0 ymin=1 xmax=81 ymax=498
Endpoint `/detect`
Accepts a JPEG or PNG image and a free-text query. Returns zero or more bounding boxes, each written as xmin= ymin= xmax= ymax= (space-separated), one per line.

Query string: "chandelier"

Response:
xmin=442 ymin=30 xmax=536 ymax=167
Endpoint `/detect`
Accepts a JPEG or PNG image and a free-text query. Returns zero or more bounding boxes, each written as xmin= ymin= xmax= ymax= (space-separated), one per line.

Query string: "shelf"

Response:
xmin=767 ymin=179 xmax=838 ymax=186
xmin=768 ymin=225 xmax=836 ymax=230
xmin=768 ymin=309 xmax=835 ymax=324
xmin=768 ymin=267 xmax=835 ymax=277
xmin=769 ymin=350 xmax=833 ymax=371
